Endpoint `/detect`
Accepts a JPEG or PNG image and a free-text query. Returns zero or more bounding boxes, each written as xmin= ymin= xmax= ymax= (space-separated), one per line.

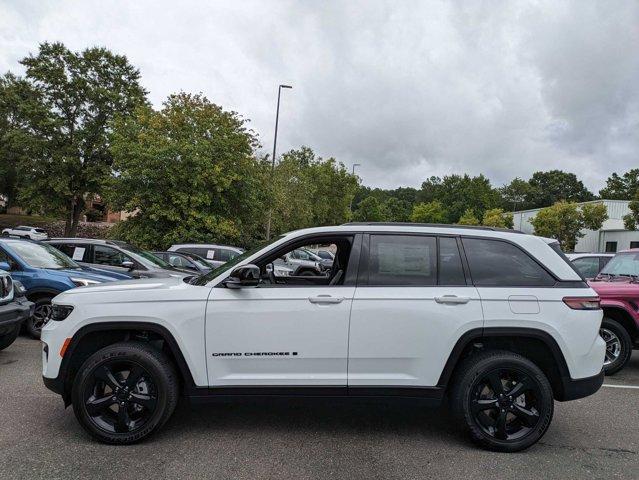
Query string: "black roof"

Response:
xmin=342 ymin=222 xmax=524 ymax=234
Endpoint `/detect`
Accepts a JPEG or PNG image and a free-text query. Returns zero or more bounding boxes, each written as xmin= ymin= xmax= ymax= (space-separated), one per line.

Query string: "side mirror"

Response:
xmin=0 ymin=261 xmax=10 ymax=271
xmin=224 ymin=264 xmax=260 ymax=289
xmin=121 ymin=260 xmax=135 ymax=271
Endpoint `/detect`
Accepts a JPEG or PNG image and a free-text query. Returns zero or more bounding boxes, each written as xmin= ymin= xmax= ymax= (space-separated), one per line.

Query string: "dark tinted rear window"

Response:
xmin=462 ymin=238 xmax=555 ymax=287
xmin=439 ymin=237 xmax=466 ymax=285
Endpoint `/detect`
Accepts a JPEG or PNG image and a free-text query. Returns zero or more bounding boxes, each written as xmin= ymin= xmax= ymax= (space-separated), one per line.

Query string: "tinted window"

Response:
xmin=605 ymin=241 xmax=617 ymax=253
xmin=9 ymin=242 xmax=79 ymax=270
xmin=439 ymin=237 xmax=466 ymax=285
xmin=94 ymin=245 xmax=131 ymax=266
xmin=462 ymin=238 xmax=555 ymax=287
xmin=216 ymin=249 xmax=236 ymax=262
xmin=572 ymin=257 xmax=600 ymax=278
xmin=630 ymin=241 xmax=639 ymax=249
xmin=369 ymin=235 xmax=436 ymax=286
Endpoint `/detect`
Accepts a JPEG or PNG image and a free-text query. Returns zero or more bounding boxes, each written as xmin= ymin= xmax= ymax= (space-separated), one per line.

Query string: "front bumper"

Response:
xmin=558 ymin=369 xmax=605 ymax=401
xmin=0 ymin=298 xmax=34 ymax=334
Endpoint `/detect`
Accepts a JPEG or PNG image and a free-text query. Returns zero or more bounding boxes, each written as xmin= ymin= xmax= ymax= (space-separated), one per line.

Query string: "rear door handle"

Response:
xmin=308 ymin=295 xmax=344 ymax=304
xmin=435 ymin=295 xmax=470 ymax=305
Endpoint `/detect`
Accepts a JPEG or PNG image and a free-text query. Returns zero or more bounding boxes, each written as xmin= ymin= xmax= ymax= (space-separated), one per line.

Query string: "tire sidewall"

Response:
xmin=601 ymin=317 xmax=632 ymax=375
xmin=0 ymin=324 xmax=20 ymax=350
xmin=456 ymin=353 xmax=554 ymax=452
xmin=72 ymin=343 xmax=176 ymax=444
xmin=26 ymin=297 xmax=53 ymax=339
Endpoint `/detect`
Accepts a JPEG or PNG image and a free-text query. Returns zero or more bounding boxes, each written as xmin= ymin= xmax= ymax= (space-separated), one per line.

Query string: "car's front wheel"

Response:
xmin=26 ymin=296 xmax=54 ymax=339
xmin=451 ymin=350 xmax=554 ymax=452
xmin=72 ymin=341 xmax=179 ymax=444
xmin=600 ymin=317 xmax=632 ymax=375
xmin=0 ymin=324 xmax=20 ymax=351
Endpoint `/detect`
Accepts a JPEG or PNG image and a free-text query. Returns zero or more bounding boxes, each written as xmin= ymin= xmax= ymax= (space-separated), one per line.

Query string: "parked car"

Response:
xmin=281 ymin=248 xmax=326 ymax=275
xmin=0 ymin=238 xmax=118 ymax=338
xmin=0 ymin=273 xmax=34 ymax=351
xmin=566 ymin=253 xmax=614 ymax=280
xmin=168 ymin=244 xmax=244 ymax=269
xmin=2 ymin=226 xmax=48 ymax=240
xmin=588 ymin=248 xmax=639 ymax=375
xmin=302 ymin=248 xmax=333 ymax=270
xmin=152 ymin=251 xmax=214 ymax=274
xmin=42 ymin=224 xmax=604 ymax=451
xmin=315 ymin=250 xmax=335 ymax=261
xmin=45 ymin=239 xmax=192 ymax=279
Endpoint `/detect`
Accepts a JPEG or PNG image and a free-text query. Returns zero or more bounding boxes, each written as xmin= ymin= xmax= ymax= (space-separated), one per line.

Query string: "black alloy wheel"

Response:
xmin=26 ymin=297 xmax=53 ymax=338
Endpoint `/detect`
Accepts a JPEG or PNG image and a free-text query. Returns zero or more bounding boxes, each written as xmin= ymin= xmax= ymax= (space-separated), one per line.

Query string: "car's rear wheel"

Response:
xmin=451 ymin=350 xmax=554 ymax=452
xmin=26 ymin=296 xmax=53 ymax=339
xmin=0 ymin=324 xmax=20 ymax=351
xmin=600 ymin=317 xmax=632 ymax=375
xmin=72 ymin=341 xmax=179 ymax=444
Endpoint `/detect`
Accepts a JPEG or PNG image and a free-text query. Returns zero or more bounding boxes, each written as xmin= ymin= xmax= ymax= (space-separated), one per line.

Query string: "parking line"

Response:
xmin=602 ymin=384 xmax=639 ymax=390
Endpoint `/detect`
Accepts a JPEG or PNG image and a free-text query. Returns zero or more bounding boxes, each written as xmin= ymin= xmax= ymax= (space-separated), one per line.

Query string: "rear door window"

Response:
xmin=462 ymin=238 xmax=555 ymax=287
xmin=368 ymin=235 xmax=437 ymax=286
xmin=438 ymin=237 xmax=466 ymax=285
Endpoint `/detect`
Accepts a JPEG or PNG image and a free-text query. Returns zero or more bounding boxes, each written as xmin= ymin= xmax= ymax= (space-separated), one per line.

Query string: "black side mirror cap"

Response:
xmin=224 ymin=264 xmax=260 ymax=289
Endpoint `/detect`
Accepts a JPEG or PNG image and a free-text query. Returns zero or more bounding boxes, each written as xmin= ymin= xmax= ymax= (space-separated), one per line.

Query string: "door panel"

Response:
xmin=206 ymin=286 xmax=354 ymax=386
xmin=348 ymin=286 xmax=483 ymax=386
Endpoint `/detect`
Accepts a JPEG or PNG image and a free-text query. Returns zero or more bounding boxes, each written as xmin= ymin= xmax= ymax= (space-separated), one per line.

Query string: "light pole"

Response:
xmin=266 ymin=84 xmax=292 ymax=240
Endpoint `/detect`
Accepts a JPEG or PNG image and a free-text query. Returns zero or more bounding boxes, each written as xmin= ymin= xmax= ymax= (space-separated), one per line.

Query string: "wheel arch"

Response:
xmin=602 ymin=306 xmax=638 ymax=342
xmin=58 ymin=321 xmax=196 ymax=406
xmin=438 ymin=327 xmax=573 ymax=401
xmin=26 ymin=287 xmax=61 ymax=301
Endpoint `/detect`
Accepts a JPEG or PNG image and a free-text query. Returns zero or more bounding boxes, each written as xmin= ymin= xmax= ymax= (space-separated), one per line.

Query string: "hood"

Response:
xmin=588 ymin=280 xmax=639 ymax=296
xmin=56 ymin=275 xmax=185 ymax=296
xmin=45 ymin=268 xmax=118 ymax=283
xmin=80 ymin=265 xmax=132 ymax=280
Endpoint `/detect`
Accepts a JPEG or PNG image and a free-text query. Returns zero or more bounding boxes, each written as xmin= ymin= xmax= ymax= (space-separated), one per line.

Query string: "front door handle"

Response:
xmin=308 ymin=295 xmax=344 ymax=304
xmin=435 ymin=295 xmax=470 ymax=305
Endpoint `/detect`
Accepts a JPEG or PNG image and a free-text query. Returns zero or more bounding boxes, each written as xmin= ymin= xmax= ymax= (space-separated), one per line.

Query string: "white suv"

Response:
xmin=2 ymin=225 xmax=48 ymax=240
xmin=41 ymin=224 xmax=604 ymax=451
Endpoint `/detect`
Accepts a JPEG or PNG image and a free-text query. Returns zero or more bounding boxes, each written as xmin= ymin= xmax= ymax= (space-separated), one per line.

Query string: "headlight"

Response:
xmin=51 ymin=304 xmax=74 ymax=321
xmin=70 ymin=277 xmax=101 ymax=287
xmin=13 ymin=280 xmax=26 ymax=296
xmin=275 ymin=268 xmax=290 ymax=277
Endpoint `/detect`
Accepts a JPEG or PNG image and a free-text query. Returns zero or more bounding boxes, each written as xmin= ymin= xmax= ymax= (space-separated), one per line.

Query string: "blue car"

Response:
xmin=0 ymin=238 xmax=122 ymax=338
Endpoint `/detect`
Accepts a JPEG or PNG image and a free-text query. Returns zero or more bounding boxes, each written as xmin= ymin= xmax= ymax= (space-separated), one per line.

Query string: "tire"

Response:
xmin=71 ymin=341 xmax=179 ymax=444
xmin=450 ymin=350 xmax=554 ymax=452
xmin=600 ymin=318 xmax=632 ymax=376
xmin=1 ymin=231 xmax=9 ymax=237
xmin=0 ymin=324 xmax=20 ymax=351
xmin=26 ymin=296 xmax=53 ymax=339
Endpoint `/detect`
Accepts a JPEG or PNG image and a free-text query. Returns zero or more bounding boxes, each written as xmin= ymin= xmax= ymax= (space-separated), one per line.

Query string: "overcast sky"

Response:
xmin=1 ymin=0 xmax=638 ymax=192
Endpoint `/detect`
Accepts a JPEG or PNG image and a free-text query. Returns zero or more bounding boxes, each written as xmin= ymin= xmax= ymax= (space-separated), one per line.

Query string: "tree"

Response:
xmin=107 ymin=93 xmax=262 ymax=249
xmin=623 ymin=192 xmax=639 ymax=230
xmin=530 ymin=201 xmax=608 ymax=251
xmin=526 ymin=170 xmax=595 ymax=209
xmin=352 ymin=196 xmax=386 ymax=222
xmin=458 ymin=208 xmax=480 ymax=225
xmin=482 ymin=208 xmax=513 ymax=229
xmin=0 ymin=42 xmax=147 ymax=235
xmin=499 ymin=177 xmax=531 ymax=211
xmin=410 ymin=201 xmax=448 ymax=223
xmin=600 ymin=169 xmax=639 ymax=200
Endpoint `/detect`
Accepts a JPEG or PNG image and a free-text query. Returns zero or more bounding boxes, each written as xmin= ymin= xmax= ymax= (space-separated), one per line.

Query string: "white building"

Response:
xmin=512 ymin=199 xmax=639 ymax=253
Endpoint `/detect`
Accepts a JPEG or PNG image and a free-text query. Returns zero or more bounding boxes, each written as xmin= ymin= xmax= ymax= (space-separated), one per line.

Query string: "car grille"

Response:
xmin=0 ymin=275 xmax=12 ymax=303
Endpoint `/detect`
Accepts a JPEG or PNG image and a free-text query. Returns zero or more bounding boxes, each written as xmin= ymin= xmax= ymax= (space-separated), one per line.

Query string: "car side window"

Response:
xmin=169 ymin=254 xmax=190 ymax=268
xmin=94 ymin=245 xmax=131 ymax=267
xmin=439 ymin=237 xmax=466 ymax=285
xmin=216 ymin=249 xmax=233 ymax=262
xmin=572 ymin=257 xmax=600 ymax=278
xmin=368 ymin=235 xmax=436 ymax=286
xmin=462 ymin=238 xmax=555 ymax=287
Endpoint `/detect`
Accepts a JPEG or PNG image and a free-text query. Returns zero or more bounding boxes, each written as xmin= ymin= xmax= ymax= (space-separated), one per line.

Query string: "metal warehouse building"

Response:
xmin=512 ymin=199 xmax=639 ymax=253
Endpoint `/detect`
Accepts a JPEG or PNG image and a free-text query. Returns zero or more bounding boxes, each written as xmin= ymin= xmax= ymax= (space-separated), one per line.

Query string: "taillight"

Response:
xmin=563 ymin=296 xmax=601 ymax=310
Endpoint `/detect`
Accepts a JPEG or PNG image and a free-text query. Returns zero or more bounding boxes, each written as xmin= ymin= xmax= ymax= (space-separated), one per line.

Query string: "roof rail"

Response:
xmin=342 ymin=222 xmax=524 ymax=234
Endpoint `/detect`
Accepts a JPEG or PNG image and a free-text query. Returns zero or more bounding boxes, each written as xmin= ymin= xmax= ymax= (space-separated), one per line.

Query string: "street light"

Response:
xmin=266 ymin=84 xmax=292 ymax=240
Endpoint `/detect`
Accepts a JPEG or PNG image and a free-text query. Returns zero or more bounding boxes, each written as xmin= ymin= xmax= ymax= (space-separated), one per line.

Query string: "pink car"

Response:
xmin=588 ymin=248 xmax=639 ymax=375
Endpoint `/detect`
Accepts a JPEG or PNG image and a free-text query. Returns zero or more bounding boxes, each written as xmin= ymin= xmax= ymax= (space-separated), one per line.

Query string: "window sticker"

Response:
xmin=206 ymin=250 xmax=215 ymax=259
xmin=72 ymin=247 xmax=85 ymax=261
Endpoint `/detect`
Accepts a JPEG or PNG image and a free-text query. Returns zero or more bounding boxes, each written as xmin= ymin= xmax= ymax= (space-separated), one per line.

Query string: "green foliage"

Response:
xmin=530 ymin=201 xmax=608 ymax=251
xmin=269 ymin=147 xmax=359 ymax=235
xmin=352 ymin=196 xmax=386 ymax=222
xmin=383 ymin=197 xmax=410 ymax=222
xmin=623 ymin=192 xmax=639 ymax=230
xmin=107 ymin=93 xmax=262 ymax=249
xmin=457 ymin=209 xmax=480 ymax=225
xmin=482 ymin=208 xmax=513 ymax=229
xmin=410 ymin=201 xmax=448 ymax=223
xmin=526 ymin=170 xmax=595 ymax=209
xmin=499 ymin=178 xmax=532 ymax=211
xmin=0 ymin=42 xmax=147 ymax=235
xmin=600 ymin=169 xmax=639 ymax=200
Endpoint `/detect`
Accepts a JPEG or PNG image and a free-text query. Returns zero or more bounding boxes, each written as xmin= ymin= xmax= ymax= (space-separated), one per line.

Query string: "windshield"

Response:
xmin=190 ymin=236 xmax=283 ymax=286
xmin=600 ymin=252 xmax=639 ymax=277
xmin=117 ymin=243 xmax=173 ymax=269
xmin=183 ymin=253 xmax=214 ymax=269
xmin=10 ymin=241 xmax=79 ymax=270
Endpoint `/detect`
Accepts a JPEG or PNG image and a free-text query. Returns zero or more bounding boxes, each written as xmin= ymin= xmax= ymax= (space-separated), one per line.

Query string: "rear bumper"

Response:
xmin=558 ymin=369 xmax=604 ymax=401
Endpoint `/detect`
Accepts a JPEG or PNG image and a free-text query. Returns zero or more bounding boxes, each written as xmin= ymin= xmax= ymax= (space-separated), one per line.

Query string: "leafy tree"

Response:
xmin=526 ymin=170 xmax=595 ymax=209
xmin=458 ymin=208 xmax=480 ymax=225
xmin=482 ymin=208 xmax=513 ymax=229
xmin=599 ymin=169 xmax=639 ymax=200
xmin=499 ymin=177 xmax=532 ymax=211
xmin=107 ymin=93 xmax=262 ymax=249
xmin=352 ymin=196 xmax=386 ymax=222
xmin=0 ymin=42 xmax=147 ymax=235
xmin=530 ymin=201 xmax=608 ymax=251
xmin=410 ymin=201 xmax=448 ymax=223
xmin=383 ymin=197 xmax=411 ymax=222
xmin=622 ymin=192 xmax=639 ymax=230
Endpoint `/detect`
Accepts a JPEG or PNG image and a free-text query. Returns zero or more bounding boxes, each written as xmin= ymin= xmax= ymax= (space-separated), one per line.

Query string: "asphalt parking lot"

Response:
xmin=1 ymin=337 xmax=638 ymax=480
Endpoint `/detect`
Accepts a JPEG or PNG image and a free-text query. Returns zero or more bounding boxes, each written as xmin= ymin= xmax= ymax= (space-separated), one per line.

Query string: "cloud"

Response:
xmin=1 ymin=0 xmax=637 ymax=192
